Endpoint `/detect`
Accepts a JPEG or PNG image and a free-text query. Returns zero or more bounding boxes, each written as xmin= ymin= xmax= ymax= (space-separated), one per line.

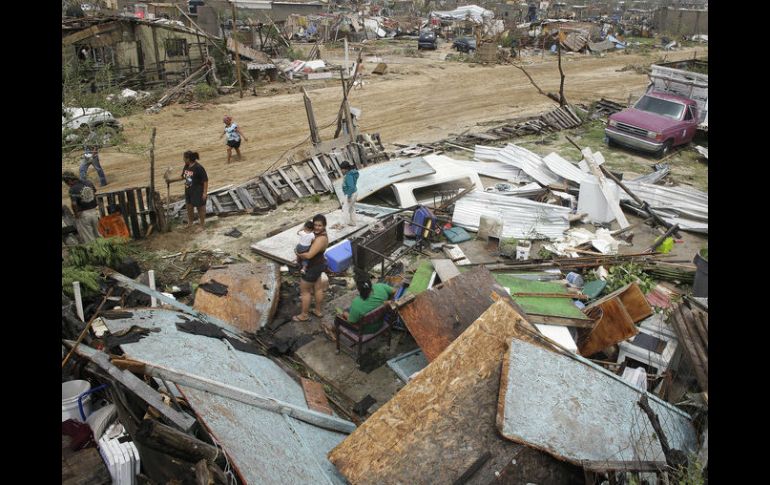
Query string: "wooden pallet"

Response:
xmin=96 ymin=186 xmax=156 ymax=239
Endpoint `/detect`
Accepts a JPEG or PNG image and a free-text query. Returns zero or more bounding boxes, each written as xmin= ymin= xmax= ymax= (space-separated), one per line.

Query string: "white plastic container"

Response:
xmin=62 ymin=380 xmax=92 ymax=422
xmin=515 ymin=240 xmax=531 ymax=260
xmin=577 ymin=176 xmax=620 ymax=224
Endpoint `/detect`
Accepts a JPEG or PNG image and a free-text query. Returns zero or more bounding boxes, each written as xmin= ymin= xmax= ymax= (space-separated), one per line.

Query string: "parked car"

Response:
xmin=604 ymin=91 xmax=699 ymax=158
xmin=452 ymin=37 xmax=477 ymax=53
xmin=62 ymin=105 xmax=122 ymax=145
xmin=417 ymin=31 xmax=437 ymax=50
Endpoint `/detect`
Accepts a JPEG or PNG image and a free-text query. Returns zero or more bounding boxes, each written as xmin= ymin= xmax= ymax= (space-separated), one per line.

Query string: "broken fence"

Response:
xmin=167 ymin=134 xmax=388 ymax=219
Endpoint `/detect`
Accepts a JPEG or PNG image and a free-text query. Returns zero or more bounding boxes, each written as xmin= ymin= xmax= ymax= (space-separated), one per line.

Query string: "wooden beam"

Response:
xmin=277 ymin=168 xmax=303 ymax=198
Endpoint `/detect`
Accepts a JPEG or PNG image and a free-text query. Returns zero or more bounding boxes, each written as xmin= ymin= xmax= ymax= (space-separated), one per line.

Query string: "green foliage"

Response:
xmin=286 ymin=47 xmax=305 ymax=61
xmin=538 ymin=247 xmax=556 ymax=259
xmin=62 ymin=265 xmax=102 ymax=297
xmin=193 ymin=82 xmax=218 ymax=101
xmin=601 ymin=263 xmax=656 ymax=294
xmin=674 ymin=456 xmax=706 ymax=485
xmin=65 ymin=237 xmax=132 ymax=268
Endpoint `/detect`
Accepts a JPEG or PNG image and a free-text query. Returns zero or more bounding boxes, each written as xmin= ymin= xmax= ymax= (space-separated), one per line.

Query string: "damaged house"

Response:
xmin=62 ymin=16 xmax=211 ymax=89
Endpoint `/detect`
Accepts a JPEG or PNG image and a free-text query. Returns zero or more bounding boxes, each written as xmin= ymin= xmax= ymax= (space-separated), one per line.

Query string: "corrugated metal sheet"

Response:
xmin=622 ymin=181 xmax=708 ymax=232
xmin=496 ymin=144 xmax=563 ymax=186
xmin=102 ymin=309 xmax=347 ymax=485
xmin=437 ymin=155 xmax=532 ymax=183
xmin=542 ymin=152 xmax=591 ymax=184
xmin=452 ymin=191 xmax=571 ymax=240
xmin=497 ymin=338 xmax=698 ymax=466
xmin=332 ymin=157 xmax=435 ymax=205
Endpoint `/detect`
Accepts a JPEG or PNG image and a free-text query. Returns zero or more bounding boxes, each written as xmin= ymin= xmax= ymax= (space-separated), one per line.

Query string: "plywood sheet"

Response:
xmin=497 ymin=338 xmax=697 ymax=466
xmin=578 ymin=297 xmax=638 ymax=357
xmin=328 ymin=299 xmax=571 ymax=485
xmin=251 ymin=209 xmax=376 ymax=266
xmin=193 ymin=262 xmax=279 ymax=331
xmin=398 ymin=266 xmax=525 ymax=362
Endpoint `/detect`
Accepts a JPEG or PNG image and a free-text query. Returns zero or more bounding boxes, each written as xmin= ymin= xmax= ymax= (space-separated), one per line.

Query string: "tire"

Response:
xmin=606 ymin=137 xmax=617 ymax=148
xmin=656 ymin=140 xmax=672 ymax=159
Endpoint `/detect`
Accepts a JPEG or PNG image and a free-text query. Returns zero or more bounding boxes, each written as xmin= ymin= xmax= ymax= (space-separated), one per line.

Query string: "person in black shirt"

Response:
xmin=169 ymin=151 xmax=209 ymax=231
xmin=62 ymin=170 xmax=102 ymax=243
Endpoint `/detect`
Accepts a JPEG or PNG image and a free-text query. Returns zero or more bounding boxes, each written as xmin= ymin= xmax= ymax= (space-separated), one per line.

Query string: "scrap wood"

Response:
xmin=66 ymin=342 xmax=197 ymax=432
xmin=83 ymin=347 xmax=356 ymax=434
xmin=328 ymin=299 xmax=580 ymax=485
xmin=62 ymin=288 xmax=114 ymax=369
xmin=397 ymin=266 xmax=524 ymax=362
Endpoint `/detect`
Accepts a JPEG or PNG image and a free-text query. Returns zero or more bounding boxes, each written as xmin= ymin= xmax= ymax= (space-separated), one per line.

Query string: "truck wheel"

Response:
xmin=656 ymin=141 xmax=672 ymax=159
xmin=606 ymin=137 xmax=617 ymax=148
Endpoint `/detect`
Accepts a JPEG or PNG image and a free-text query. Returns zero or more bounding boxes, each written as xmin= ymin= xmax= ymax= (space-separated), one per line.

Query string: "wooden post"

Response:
xmin=73 ymin=282 xmax=84 ymax=322
xmin=149 ymin=128 xmax=157 ymax=214
xmin=230 ymin=1 xmax=243 ymax=98
xmin=137 ymin=419 xmax=224 ymax=466
xmin=148 ymin=270 xmax=158 ymax=307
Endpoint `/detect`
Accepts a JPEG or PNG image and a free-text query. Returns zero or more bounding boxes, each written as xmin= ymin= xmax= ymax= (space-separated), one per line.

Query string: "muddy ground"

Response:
xmin=63 ymin=41 xmax=706 ymax=203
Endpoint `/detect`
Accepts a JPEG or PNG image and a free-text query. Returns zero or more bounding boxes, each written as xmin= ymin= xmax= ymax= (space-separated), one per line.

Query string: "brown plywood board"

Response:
xmin=301 ymin=378 xmax=334 ymax=416
xmin=193 ymin=262 xmax=280 ymax=332
xmin=585 ymin=283 xmax=652 ymax=323
xmin=328 ymin=299 xmax=565 ymax=485
xmin=398 ymin=266 xmax=524 ymax=362
xmin=578 ymin=297 xmax=638 ymax=357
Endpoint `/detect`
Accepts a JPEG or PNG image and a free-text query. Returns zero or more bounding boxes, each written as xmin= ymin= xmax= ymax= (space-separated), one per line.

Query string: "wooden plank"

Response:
xmin=300 ymin=378 xmax=334 ymax=416
xmin=277 ymin=168 xmax=303 ymax=198
xmin=442 ymin=245 xmax=471 ymax=266
xmin=397 ymin=267 xmax=524 ymax=362
xmin=96 ymin=195 xmax=107 ymax=218
xmin=134 ymin=188 xmax=149 ymax=232
xmin=72 ymin=347 xmax=196 ymax=431
xmin=310 ymin=156 xmax=334 ymax=191
xmin=329 ymin=299 xmax=579 ymax=485
xmin=327 ymin=153 xmax=344 ymax=178
xmin=261 ymin=175 xmax=282 ymax=201
xmin=117 ymin=191 xmax=134 ymax=237
xmin=237 ymin=187 xmax=256 ymax=208
xmin=291 ymin=165 xmax=316 ymax=195
xmin=257 ymin=182 xmax=276 ymax=206
xmin=228 ymin=190 xmax=245 ymax=210
xmin=210 ymin=194 xmax=225 ymax=213
xmin=430 ymin=259 xmax=461 ymax=282
xmin=526 ymin=314 xmax=595 ymax=329
xmin=581 ymin=147 xmax=630 ymax=228
xmin=497 ymin=338 xmax=696 ymax=468
xmin=193 ymin=263 xmax=280 ymax=332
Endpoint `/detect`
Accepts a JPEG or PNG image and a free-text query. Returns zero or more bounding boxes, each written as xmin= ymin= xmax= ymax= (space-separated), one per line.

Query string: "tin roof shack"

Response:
xmin=62 ymin=16 xmax=211 ymax=89
xmin=653 ymin=7 xmax=708 ymax=36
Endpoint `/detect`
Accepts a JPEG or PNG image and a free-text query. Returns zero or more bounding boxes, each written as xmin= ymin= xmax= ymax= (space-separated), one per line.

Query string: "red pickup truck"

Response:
xmin=604 ymin=91 xmax=699 ymax=158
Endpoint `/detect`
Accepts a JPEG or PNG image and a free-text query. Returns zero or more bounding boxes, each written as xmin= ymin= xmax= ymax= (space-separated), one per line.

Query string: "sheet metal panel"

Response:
xmin=498 ymin=338 xmax=697 ymax=466
xmin=542 ymin=152 xmax=591 ymax=184
xmin=496 ymin=144 xmax=563 ymax=186
xmin=452 ymin=191 xmax=571 ymax=240
xmin=101 ymin=309 xmax=346 ymax=485
xmin=389 ymin=155 xmax=484 ymax=207
xmin=251 ymin=209 xmax=377 ymax=266
xmin=332 ymin=157 xmax=435 ymax=205
xmin=438 ymin=155 xmax=532 ymax=183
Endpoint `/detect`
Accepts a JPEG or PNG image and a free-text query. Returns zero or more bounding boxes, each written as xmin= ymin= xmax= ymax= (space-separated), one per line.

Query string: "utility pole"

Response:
xmin=230 ymin=1 xmax=243 ymax=98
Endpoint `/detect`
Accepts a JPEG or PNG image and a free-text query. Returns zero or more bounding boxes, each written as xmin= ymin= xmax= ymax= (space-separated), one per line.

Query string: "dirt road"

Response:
xmin=64 ymin=45 xmax=705 ymax=201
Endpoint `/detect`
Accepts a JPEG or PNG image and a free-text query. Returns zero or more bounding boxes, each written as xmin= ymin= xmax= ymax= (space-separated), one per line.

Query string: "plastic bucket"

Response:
xmin=693 ymin=249 xmax=708 ymax=298
xmin=62 ymin=380 xmax=92 ymax=422
xmin=515 ymin=240 xmax=532 ymax=261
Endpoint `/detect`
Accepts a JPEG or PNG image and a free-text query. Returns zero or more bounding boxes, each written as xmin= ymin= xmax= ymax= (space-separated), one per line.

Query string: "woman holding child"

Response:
xmin=293 ymin=214 xmax=329 ymax=322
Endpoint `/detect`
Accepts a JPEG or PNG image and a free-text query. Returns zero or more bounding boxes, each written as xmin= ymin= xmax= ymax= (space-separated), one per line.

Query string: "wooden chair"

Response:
xmin=334 ymin=304 xmax=395 ymax=362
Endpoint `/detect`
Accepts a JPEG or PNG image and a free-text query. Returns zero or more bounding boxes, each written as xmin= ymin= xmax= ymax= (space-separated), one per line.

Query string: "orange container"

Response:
xmin=98 ymin=212 xmax=130 ymax=238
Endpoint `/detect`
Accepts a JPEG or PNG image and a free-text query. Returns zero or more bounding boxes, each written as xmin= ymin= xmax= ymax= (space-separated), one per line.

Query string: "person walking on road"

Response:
xmin=340 ymin=161 xmax=359 ymax=226
xmin=219 ymin=115 xmax=248 ymax=164
xmin=79 ymin=127 xmax=108 ymax=187
xmin=62 ymin=170 xmax=102 ymax=243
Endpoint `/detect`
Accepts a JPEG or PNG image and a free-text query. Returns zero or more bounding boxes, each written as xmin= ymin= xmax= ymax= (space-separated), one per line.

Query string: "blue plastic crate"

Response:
xmin=325 ymin=240 xmax=353 ymax=273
